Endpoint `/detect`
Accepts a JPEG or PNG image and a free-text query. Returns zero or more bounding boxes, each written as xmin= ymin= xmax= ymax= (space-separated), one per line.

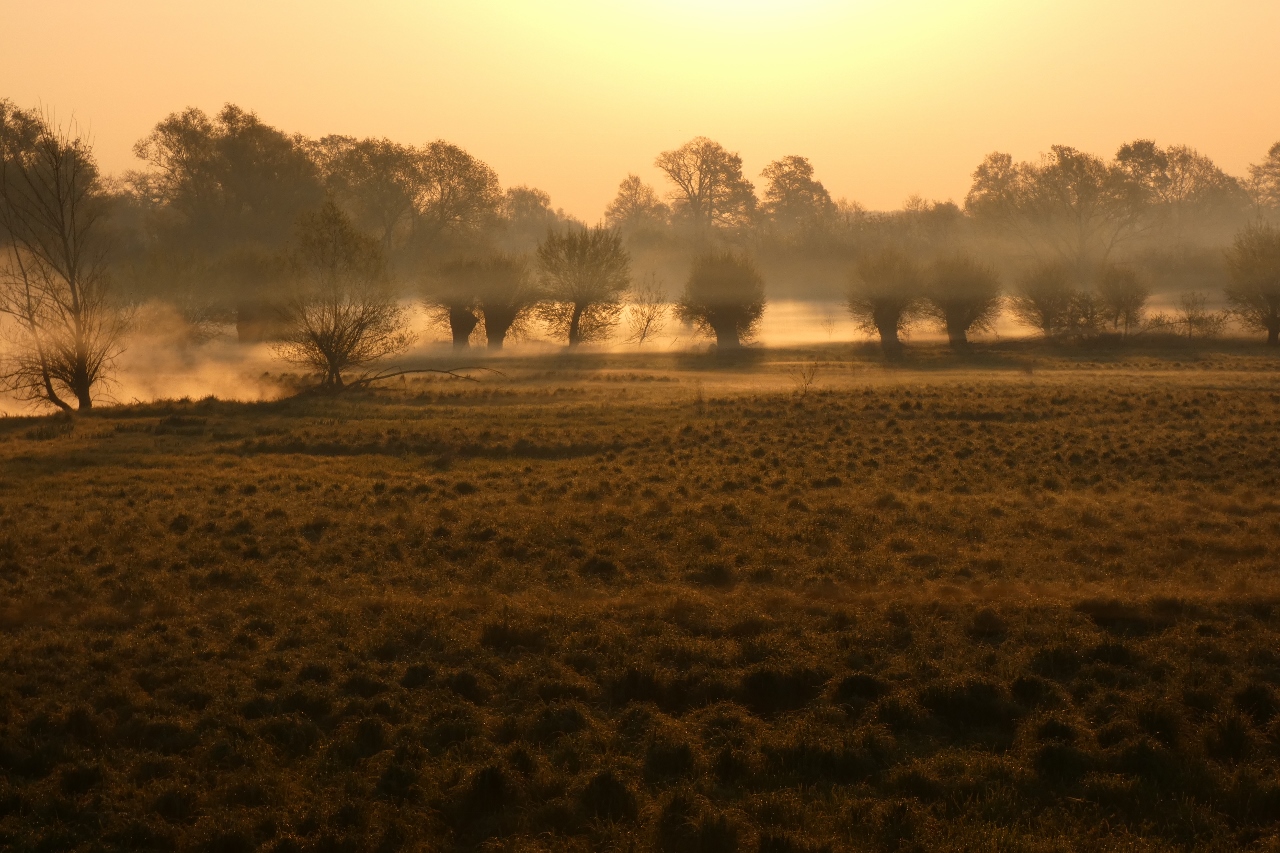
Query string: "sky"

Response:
xmin=2 ymin=0 xmax=1278 ymax=218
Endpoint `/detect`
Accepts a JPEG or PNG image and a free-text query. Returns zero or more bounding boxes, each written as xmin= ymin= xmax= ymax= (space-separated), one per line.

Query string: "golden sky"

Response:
xmin=3 ymin=0 xmax=1278 ymax=217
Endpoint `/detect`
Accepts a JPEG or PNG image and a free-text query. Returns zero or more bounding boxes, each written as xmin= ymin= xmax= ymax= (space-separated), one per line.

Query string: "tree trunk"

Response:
xmin=1268 ymin=325 xmax=1278 ymax=346
xmin=449 ymin=305 xmax=477 ymax=350
xmin=946 ymin=320 xmax=969 ymax=350
xmin=712 ymin=319 xmax=740 ymax=349
xmin=567 ymin=304 xmax=584 ymax=347
xmin=485 ymin=313 xmax=513 ymax=352
xmin=878 ymin=325 xmax=903 ymax=359
xmin=72 ymin=363 xmax=92 ymax=410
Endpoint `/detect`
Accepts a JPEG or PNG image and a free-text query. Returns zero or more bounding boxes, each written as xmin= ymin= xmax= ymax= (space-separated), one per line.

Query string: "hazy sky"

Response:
xmin=3 ymin=0 xmax=1278 ymax=218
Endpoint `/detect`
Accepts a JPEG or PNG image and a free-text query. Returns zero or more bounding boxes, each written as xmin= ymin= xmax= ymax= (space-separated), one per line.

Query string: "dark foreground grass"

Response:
xmin=1 ymin=351 xmax=1280 ymax=852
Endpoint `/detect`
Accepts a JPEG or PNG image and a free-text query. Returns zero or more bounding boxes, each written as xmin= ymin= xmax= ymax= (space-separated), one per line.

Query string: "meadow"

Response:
xmin=1 ymin=342 xmax=1279 ymax=852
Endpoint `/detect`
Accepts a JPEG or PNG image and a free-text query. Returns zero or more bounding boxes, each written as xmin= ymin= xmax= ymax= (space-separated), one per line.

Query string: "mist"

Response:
xmin=1 ymin=102 xmax=1277 ymax=412
xmin=4 ymin=21 xmax=1280 ymax=848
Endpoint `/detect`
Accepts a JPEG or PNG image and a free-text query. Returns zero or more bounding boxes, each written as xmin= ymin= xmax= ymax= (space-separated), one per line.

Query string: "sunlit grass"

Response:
xmin=0 ymin=346 xmax=1278 ymax=851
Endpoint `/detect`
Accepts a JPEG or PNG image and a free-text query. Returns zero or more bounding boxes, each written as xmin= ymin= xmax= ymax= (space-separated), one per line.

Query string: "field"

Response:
xmin=2 ymin=343 xmax=1279 ymax=853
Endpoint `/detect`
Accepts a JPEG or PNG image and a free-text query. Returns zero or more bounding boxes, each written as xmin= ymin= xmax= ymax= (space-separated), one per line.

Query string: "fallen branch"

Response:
xmin=346 ymin=366 xmax=507 ymax=389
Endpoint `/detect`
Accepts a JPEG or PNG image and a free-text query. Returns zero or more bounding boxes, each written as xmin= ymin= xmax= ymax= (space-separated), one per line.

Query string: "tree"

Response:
xmin=308 ymin=136 xmax=502 ymax=259
xmin=654 ymin=137 xmax=756 ymax=232
xmin=132 ymin=104 xmax=324 ymax=253
xmin=423 ymin=259 xmax=481 ymax=350
xmin=274 ymin=201 xmax=412 ymax=387
xmin=1009 ymin=263 xmax=1075 ymax=337
xmin=676 ymin=252 xmax=765 ymax=349
xmin=1063 ymin=290 xmax=1105 ymax=340
xmin=965 ymin=146 xmax=1145 ymax=277
xmin=476 ymin=253 xmax=539 ymax=352
xmin=1248 ymin=142 xmax=1280 ymax=213
xmin=410 ymin=141 xmax=502 ymax=249
xmin=309 ymin=136 xmax=421 ymax=251
xmin=1096 ymin=264 xmax=1150 ymax=336
xmin=536 ymin=226 xmax=630 ymax=347
xmin=426 ymin=252 xmax=538 ymax=351
xmin=624 ymin=273 xmax=669 ymax=346
xmin=1116 ymin=140 xmax=1249 ymax=239
xmin=0 ymin=103 xmax=127 ymax=411
xmin=847 ymin=249 xmax=924 ymax=358
xmin=1149 ymin=292 xmax=1226 ymax=341
xmin=924 ymin=254 xmax=1002 ymax=350
xmin=1224 ymin=222 xmax=1280 ymax=345
xmin=499 ymin=186 xmax=579 ymax=251
xmin=759 ymin=155 xmax=834 ymax=234
xmin=604 ymin=174 xmax=669 ymax=233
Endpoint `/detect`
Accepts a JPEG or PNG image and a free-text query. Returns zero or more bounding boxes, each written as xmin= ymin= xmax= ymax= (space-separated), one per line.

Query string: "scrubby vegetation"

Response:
xmin=2 ymin=347 xmax=1279 ymax=852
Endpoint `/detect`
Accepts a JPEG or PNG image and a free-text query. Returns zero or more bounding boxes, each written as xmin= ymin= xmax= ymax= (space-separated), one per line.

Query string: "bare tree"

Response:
xmin=624 ymin=273 xmax=668 ymax=346
xmin=1163 ymin=292 xmax=1227 ymax=341
xmin=536 ymin=226 xmax=630 ymax=347
xmin=676 ymin=251 xmax=766 ymax=349
xmin=1224 ymin=222 xmax=1280 ymax=345
xmin=0 ymin=103 xmax=127 ymax=411
xmin=1009 ymin=262 xmax=1075 ymax=338
xmin=274 ymin=201 xmax=413 ymax=387
xmin=787 ymin=360 xmax=819 ymax=397
xmin=654 ymin=137 xmax=756 ymax=233
xmin=847 ymin=248 xmax=924 ymax=358
xmin=1096 ymin=264 xmax=1150 ymax=336
xmin=924 ymin=253 xmax=1002 ymax=350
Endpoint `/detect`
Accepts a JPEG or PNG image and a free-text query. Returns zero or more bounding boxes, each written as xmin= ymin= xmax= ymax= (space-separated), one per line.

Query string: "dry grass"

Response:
xmin=1 ymin=343 xmax=1279 ymax=852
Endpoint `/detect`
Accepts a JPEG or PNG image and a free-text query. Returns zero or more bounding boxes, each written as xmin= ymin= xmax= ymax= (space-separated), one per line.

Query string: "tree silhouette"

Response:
xmin=966 ymin=146 xmax=1145 ymax=278
xmin=424 ymin=259 xmax=481 ymax=350
xmin=309 ymin=136 xmax=421 ymax=252
xmin=848 ymin=249 xmax=924 ymax=358
xmin=536 ymin=226 xmax=630 ymax=347
xmin=676 ymin=252 xmax=765 ymax=349
xmin=410 ymin=141 xmax=502 ymax=250
xmin=654 ymin=138 xmax=756 ymax=233
xmin=1116 ymin=140 xmax=1248 ymax=238
xmin=1095 ymin=264 xmax=1150 ymax=336
xmin=760 ymin=155 xmax=834 ymax=235
xmin=132 ymin=104 xmax=324 ymax=252
xmin=1248 ymin=142 xmax=1280 ymax=213
xmin=604 ymin=174 xmax=669 ymax=233
xmin=274 ymin=202 xmax=412 ymax=387
xmin=1225 ymin=222 xmax=1280 ymax=345
xmin=924 ymin=254 xmax=1002 ymax=350
xmin=0 ymin=103 xmax=126 ymax=411
xmin=1009 ymin=263 xmax=1075 ymax=337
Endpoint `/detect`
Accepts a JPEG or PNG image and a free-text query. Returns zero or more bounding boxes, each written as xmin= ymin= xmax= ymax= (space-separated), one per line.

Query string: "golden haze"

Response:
xmin=1 ymin=0 xmax=1278 ymax=215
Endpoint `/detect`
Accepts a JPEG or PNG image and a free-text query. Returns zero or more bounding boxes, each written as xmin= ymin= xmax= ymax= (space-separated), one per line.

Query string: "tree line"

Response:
xmin=2 ymin=99 xmax=1280 ymax=407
